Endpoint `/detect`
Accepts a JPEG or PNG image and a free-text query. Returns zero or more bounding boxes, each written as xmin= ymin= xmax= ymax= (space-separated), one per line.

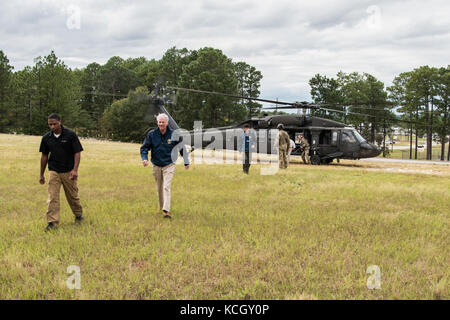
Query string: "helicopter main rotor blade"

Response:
xmin=319 ymin=107 xmax=377 ymax=118
xmin=320 ymin=102 xmax=397 ymax=107
xmin=262 ymin=105 xmax=320 ymax=110
xmin=263 ymin=105 xmax=376 ymax=118
xmin=264 ymin=103 xmax=393 ymax=112
xmin=168 ymin=86 xmax=311 ymax=107
xmin=170 ymin=86 xmax=397 ymax=118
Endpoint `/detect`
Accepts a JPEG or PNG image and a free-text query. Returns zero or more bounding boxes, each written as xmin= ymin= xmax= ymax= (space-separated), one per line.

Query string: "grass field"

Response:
xmin=0 ymin=133 xmax=449 ymax=299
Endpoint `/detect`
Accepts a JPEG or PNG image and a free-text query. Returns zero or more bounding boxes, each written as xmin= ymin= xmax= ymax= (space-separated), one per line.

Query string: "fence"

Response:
xmin=401 ymin=148 xmax=449 ymax=161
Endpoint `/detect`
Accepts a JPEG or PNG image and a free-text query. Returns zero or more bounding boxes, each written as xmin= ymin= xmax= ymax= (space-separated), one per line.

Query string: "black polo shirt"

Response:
xmin=39 ymin=126 xmax=83 ymax=173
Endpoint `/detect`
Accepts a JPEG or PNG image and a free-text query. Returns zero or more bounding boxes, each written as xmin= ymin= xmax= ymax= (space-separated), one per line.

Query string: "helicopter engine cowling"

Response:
xmin=267 ymin=115 xmax=305 ymax=127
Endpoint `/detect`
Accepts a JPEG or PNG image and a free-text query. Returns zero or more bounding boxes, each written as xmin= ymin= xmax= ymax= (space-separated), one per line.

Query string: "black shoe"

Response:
xmin=75 ymin=216 xmax=83 ymax=223
xmin=45 ymin=222 xmax=56 ymax=232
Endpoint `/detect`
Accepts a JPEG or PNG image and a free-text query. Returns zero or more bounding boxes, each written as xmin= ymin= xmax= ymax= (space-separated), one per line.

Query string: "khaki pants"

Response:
xmin=152 ymin=163 xmax=175 ymax=212
xmin=302 ymin=146 xmax=310 ymax=164
xmin=46 ymin=171 xmax=82 ymax=225
xmin=279 ymin=147 xmax=288 ymax=169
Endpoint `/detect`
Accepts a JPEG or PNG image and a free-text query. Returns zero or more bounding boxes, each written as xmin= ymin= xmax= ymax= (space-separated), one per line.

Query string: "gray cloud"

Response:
xmin=1 ymin=0 xmax=449 ymax=103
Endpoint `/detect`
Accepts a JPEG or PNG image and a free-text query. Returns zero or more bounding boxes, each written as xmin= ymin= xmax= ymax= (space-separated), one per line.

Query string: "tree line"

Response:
xmin=309 ymin=67 xmax=449 ymax=161
xmin=0 ymin=47 xmax=263 ymax=142
xmin=0 ymin=48 xmax=448 ymax=160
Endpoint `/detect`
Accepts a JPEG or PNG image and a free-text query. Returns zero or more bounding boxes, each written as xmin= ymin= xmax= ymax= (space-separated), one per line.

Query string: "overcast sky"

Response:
xmin=1 ymin=0 xmax=449 ymax=103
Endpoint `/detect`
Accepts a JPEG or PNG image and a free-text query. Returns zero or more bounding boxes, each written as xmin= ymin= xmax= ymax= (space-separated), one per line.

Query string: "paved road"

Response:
xmin=361 ymin=158 xmax=450 ymax=165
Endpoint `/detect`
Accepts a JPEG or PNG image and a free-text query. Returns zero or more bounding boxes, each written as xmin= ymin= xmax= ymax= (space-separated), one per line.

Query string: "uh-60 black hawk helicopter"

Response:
xmin=145 ymin=86 xmax=381 ymax=165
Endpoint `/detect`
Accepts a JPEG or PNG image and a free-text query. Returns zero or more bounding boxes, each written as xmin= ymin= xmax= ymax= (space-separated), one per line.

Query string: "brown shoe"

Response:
xmin=163 ymin=211 xmax=171 ymax=219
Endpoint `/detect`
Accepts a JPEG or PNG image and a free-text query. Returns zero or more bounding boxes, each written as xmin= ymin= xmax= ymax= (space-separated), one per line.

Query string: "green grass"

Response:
xmin=0 ymin=134 xmax=449 ymax=299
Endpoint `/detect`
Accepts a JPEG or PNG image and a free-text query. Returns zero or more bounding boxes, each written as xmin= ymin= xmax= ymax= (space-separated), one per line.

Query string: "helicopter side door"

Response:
xmin=310 ymin=130 xmax=321 ymax=159
xmin=317 ymin=129 xmax=340 ymax=157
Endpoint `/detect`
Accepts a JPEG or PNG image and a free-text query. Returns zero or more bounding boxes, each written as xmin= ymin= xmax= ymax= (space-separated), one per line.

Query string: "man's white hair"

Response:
xmin=156 ymin=113 xmax=169 ymax=122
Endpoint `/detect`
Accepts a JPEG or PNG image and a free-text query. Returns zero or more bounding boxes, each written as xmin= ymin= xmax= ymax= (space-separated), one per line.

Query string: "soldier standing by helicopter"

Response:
xmin=298 ymin=134 xmax=310 ymax=164
xmin=275 ymin=124 xmax=290 ymax=169
xmin=238 ymin=124 xmax=257 ymax=174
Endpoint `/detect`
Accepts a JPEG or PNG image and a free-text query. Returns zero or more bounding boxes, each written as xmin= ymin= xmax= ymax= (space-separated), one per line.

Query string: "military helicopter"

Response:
xmin=153 ymin=87 xmax=381 ymax=165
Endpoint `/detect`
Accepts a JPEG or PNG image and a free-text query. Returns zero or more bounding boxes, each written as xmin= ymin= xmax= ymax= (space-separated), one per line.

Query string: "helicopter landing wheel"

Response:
xmin=310 ymin=155 xmax=321 ymax=165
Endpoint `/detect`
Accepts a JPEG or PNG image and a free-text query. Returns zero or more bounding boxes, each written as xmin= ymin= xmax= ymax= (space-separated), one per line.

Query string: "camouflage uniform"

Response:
xmin=277 ymin=129 xmax=290 ymax=169
xmin=299 ymin=136 xmax=310 ymax=164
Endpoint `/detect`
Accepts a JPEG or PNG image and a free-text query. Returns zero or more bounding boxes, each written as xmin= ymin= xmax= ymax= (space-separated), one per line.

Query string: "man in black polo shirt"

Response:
xmin=39 ymin=114 xmax=83 ymax=231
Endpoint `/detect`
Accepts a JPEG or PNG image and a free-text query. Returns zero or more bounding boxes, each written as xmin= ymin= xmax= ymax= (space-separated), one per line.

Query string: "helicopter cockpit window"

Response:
xmin=352 ymin=130 xmax=366 ymax=143
xmin=332 ymin=131 xmax=338 ymax=145
xmin=342 ymin=130 xmax=356 ymax=143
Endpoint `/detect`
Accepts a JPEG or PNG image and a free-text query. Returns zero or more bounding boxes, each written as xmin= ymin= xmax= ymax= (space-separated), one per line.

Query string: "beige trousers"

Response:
xmin=46 ymin=171 xmax=82 ymax=225
xmin=279 ymin=146 xmax=288 ymax=169
xmin=302 ymin=146 xmax=310 ymax=164
xmin=152 ymin=163 xmax=175 ymax=212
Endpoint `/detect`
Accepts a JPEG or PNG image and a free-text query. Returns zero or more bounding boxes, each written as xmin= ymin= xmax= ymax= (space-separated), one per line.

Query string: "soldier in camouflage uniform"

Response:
xmin=298 ymin=134 xmax=310 ymax=164
xmin=275 ymin=124 xmax=290 ymax=169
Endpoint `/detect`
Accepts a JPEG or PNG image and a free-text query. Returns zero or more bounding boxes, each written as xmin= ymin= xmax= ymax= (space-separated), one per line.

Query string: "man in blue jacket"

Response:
xmin=238 ymin=124 xmax=257 ymax=174
xmin=140 ymin=113 xmax=190 ymax=219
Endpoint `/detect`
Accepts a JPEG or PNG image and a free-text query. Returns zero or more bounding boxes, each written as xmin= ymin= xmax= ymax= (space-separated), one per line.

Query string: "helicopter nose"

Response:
xmin=359 ymin=142 xmax=381 ymax=158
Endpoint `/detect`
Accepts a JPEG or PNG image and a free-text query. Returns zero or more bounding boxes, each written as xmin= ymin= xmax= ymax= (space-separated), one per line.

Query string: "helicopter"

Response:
xmin=159 ymin=87 xmax=382 ymax=165
xmin=143 ymin=86 xmax=381 ymax=165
